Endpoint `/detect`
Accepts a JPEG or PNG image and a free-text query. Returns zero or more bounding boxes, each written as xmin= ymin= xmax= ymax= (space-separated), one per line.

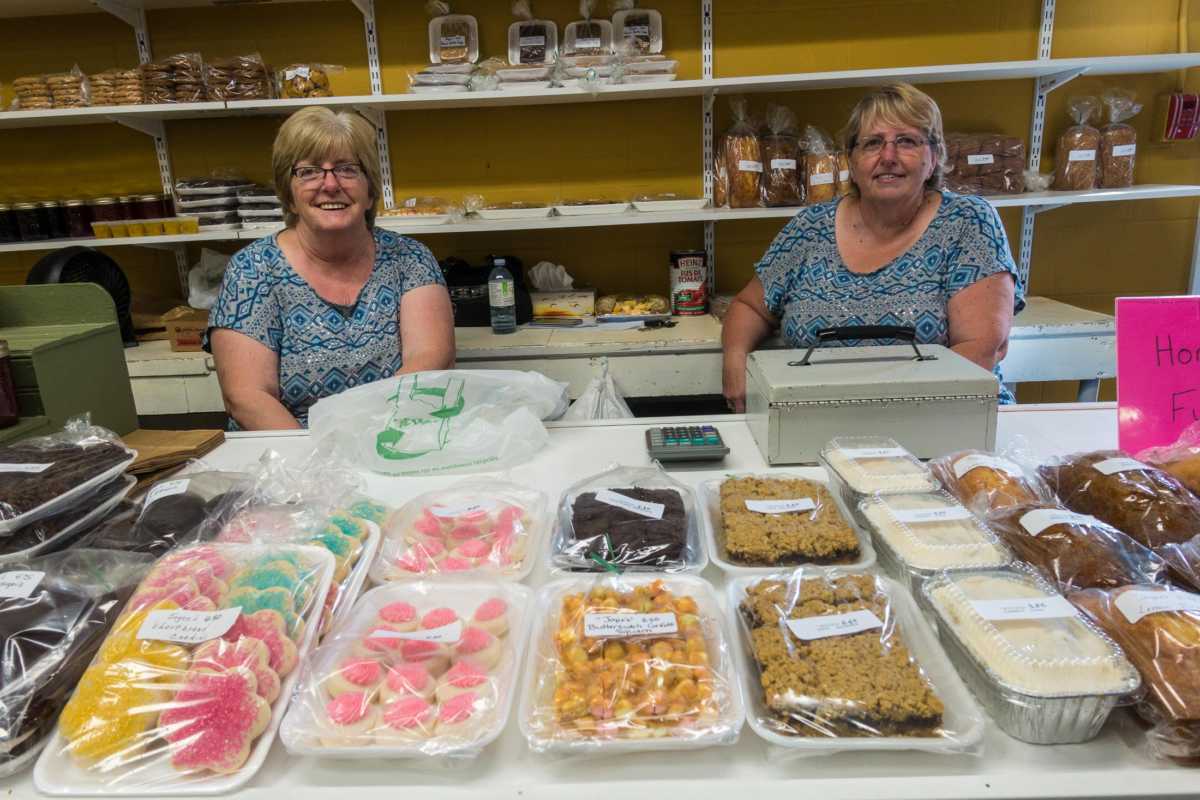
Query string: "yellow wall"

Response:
xmin=1 ymin=0 xmax=1198 ymax=401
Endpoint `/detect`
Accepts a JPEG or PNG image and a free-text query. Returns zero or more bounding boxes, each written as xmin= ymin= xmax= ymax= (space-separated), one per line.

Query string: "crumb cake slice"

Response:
xmin=719 ymin=477 xmax=860 ymax=565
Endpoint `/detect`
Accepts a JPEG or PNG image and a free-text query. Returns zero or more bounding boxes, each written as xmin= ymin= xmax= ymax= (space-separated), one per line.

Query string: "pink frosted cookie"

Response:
xmin=326 ymin=657 xmax=384 ymax=697
xmin=412 ymin=510 xmax=443 ymax=538
xmin=222 ymin=609 xmax=299 ymax=676
xmin=401 ymin=639 xmax=450 ymax=676
xmin=380 ymin=662 xmax=435 ymax=703
xmin=452 ymin=539 xmax=492 ymax=566
xmin=471 ymin=598 xmax=509 ymax=638
xmin=447 ymin=524 xmax=482 ymax=543
xmin=377 ymin=601 xmax=418 ymax=630
xmin=159 ymin=545 xmax=235 ymax=581
xmin=439 ymin=556 xmax=474 ymax=573
xmin=159 ymin=666 xmax=271 ymax=774
xmin=377 ymin=696 xmax=435 ymax=742
xmin=435 ymin=691 xmax=484 ymax=738
xmin=435 ymin=660 xmax=491 ymax=704
xmin=420 ymin=607 xmax=459 ymax=631
xmin=354 ymin=624 xmax=406 ymax=658
xmin=191 ymin=636 xmax=281 ymax=703
xmin=455 ymin=627 xmax=501 ymax=670
xmin=144 ymin=561 xmax=228 ymax=605
xmin=128 ymin=577 xmax=203 ymax=613
xmin=320 ymin=691 xmax=380 ymax=747
xmin=390 ymin=549 xmax=431 ymax=577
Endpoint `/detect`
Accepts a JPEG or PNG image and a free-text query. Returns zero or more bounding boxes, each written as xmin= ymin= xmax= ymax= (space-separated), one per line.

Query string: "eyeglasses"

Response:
xmin=853 ymin=135 xmax=931 ymax=157
xmin=291 ymin=163 xmax=365 ymax=184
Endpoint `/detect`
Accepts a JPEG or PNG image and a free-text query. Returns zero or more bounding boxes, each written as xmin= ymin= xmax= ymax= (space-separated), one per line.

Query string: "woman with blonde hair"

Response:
xmin=207 ymin=106 xmax=454 ymax=430
xmin=721 ymin=82 xmax=1023 ymax=410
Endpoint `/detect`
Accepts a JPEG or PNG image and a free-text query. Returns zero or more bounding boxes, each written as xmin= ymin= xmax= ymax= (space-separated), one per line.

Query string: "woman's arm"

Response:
xmin=946 ymin=271 xmax=1016 ymax=371
xmin=210 ymin=328 xmax=302 ymax=430
xmin=397 ymin=283 xmax=456 ymax=374
xmin=721 ymin=276 xmax=778 ymax=412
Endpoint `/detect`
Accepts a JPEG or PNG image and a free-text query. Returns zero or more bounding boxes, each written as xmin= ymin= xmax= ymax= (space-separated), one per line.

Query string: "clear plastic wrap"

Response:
xmin=759 ymin=104 xmax=803 ymax=207
xmin=0 ymin=417 xmax=136 ymax=535
xmin=986 ymin=502 xmax=1168 ymax=592
xmin=729 ymin=569 xmax=984 ymax=757
xmin=594 ymin=293 xmax=668 ymax=316
xmin=0 ymin=549 xmax=151 ymax=778
xmin=1038 ymin=450 xmax=1200 ymax=589
xmin=34 ymin=543 xmax=333 ymax=794
xmin=278 ymin=63 xmax=341 ymax=98
xmin=859 ymin=491 xmax=1011 ymax=594
xmin=713 ymin=135 xmax=728 ymax=207
xmin=87 ymin=68 xmax=143 ymax=106
xmin=1053 ymin=95 xmax=1100 ymax=191
xmin=921 ymin=565 xmax=1141 ymax=744
xmin=11 ymin=73 xmax=54 ymax=110
xmin=698 ymin=473 xmax=874 ymax=573
xmin=508 ymin=0 xmax=558 ymax=65
xmin=519 ymin=574 xmax=742 ymax=753
xmin=611 ymin=1 xmax=663 ymax=55
xmin=1099 ymin=89 xmax=1141 ymax=189
xmin=563 ymin=0 xmax=613 ymax=56
xmin=942 ymin=133 xmax=1026 ymax=195
xmin=15 ymin=66 xmax=93 ymax=110
xmin=1137 ymin=418 xmax=1200 ymax=496
xmin=1071 ymin=584 xmax=1200 ymax=762
xmin=803 ymin=125 xmax=838 ymax=204
xmin=551 ymin=463 xmax=705 ymax=573
xmin=930 ymin=448 xmax=1053 ymax=514
xmin=174 ymin=177 xmax=252 ymax=198
xmin=427 ymin=1 xmax=479 ymax=65
xmin=0 ymin=475 xmax=134 ymax=564
xmin=819 ymin=435 xmax=938 ymax=528
xmin=140 ymin=53 xmax=207 ymax=104
xmin=833 ymin=150 xmax=852 ymax=198
xmin=723 ymin=97 xmax=762 ymax=209
xmin=205 ymin=54 xmax=273 ymax=101
xmin=280 ymin=579 xmax=531 ymax=760
xmin=372 ymin=480 xmax=548 ymax=583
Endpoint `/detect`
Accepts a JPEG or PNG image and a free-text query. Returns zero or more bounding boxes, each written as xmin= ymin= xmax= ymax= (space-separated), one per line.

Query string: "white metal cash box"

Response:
xmin=745 ymin=327 xmax=999 ymax=465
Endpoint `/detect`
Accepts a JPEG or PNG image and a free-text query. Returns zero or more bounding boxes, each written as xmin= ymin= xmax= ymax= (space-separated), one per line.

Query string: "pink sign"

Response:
xmin=1116 ymin=296 xmax=1200 ymax=454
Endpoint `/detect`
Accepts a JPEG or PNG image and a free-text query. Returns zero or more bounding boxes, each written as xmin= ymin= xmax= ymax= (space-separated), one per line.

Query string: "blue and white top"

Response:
xmin=206 ymin=228 xmax=446 ymax=427
xmin=755 ymin=190 xmax=1024 ymax=401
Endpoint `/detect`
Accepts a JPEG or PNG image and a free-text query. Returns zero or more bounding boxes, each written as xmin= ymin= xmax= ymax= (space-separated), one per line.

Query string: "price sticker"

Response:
xmin=787 ymin=610 xmax=883 ymax=641
xmin=584 ymin=612 xmax=678 ymax=638
xmin=430 ymin=500 xmax=498 ymax=519
xmin=745 ymin=498 xmax=816 ymax=514
xmin=369 ymin=621 xmax=463 ymax=644
xmin=594 ymin=489 xmax=664 ymax=520
xmin=971 ymin=596 xmax=1078 ymax=621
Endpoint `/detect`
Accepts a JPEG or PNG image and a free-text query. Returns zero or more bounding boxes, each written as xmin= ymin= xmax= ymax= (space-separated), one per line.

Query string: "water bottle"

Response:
xmin=488 ymin=262 xmax=517 ymax=334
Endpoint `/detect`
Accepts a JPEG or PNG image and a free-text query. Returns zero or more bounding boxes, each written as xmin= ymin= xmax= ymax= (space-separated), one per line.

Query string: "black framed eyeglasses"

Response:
xmin=291 ymin=163 xmax=365 ymax=184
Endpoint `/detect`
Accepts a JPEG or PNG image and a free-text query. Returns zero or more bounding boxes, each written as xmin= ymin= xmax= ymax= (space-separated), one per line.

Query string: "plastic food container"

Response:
xmin=370 ymin=480 xmax=549 ymax=584
xmin=428 ymin=13 xmax=479 ymax=65
xmin=698 ymin=473 xmax=876 ymax=577
xmin=0 ymin=476 xmax=135 ymax=565
xmin=507 ymin=19 xmax=558 ymax=65
xmin=551 ymin=464 xmax=706 ymax=574
xmin=475 ymin=202 xmax=552 ymax=220
xmin=612 ymin=7 xmax=663 ymax=54
xmin=819 ymin=436 xmax=939 ymax=528
xmin=553 ymin=201 xmax=630 ymax=216
xmin=563 ymin=19 xmax=614 ymax=56
xmin=280 ymin=580 xmax=532 ymax=760
xmin=631 ymin=194 xmax=707 ymax=212
xmin=519 ymin=574 xmax=743 ymax=753
xmin=34 ymin=543 xmax=335 ymax=795
xmin=921 ymin=566 xmax=1141 ymax=744
xmin=858 ymin=491 xmax=1012 ymax=595
xmin=727 ymin=569 xmax=985 ymax=756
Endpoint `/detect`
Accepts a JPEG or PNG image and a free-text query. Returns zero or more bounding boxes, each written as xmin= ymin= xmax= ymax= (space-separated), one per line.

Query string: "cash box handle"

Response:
xmin=789 ymin=325 xmax=936 ymax=366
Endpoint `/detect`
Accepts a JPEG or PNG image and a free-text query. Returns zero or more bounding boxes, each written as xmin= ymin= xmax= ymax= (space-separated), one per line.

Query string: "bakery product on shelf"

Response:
xmin=738 ymin=573 xmax=944 ymax=737
xmin=860 ymin=492 xmax=1010 ymax=576
xmin=931 ymin=450 xmax=1046 ymax=512
xmin=569 ymin=487 xmax=688 ymax=569
xmin=717 ymin=475 xmax=859 ymax=565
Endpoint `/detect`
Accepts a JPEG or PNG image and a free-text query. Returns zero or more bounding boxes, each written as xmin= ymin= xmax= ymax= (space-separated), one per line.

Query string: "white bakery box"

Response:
xmin=745 ymin=332 xmax=998 ymax=465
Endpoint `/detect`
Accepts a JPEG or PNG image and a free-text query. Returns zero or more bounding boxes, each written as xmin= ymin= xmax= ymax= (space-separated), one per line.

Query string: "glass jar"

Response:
xmin=0 ymin=204 xmax=16 ymax=243
xmin=64 ymin=199 xmax=92 ymax=238
xmin=90 ymin=197 xmax=122 ymax=223
xmin=14 ymin=203 xmax=46 ymax=241
xmin=118 ymin=195 xmax=139 ymax=220
xmin=0 ymin=340 xmax=16 ymax=429
xmin=39 ymin=201 xmax=68 ymax=239
xmin=136 ymin=193 xmax=168 ymax=219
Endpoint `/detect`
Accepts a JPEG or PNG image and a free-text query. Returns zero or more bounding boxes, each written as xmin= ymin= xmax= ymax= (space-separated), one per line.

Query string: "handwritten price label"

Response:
xmin=0 ymin=570 xmax=45 ymax=599
xmin=594 ymin=490 xmax=665 ymax=520
xmin=430 ymin=500 xmax=498 ymax=519
xmin=787 ymin=610 xmax=883 ymax=641
xmin=1019 ymin=508 xmax=1100 ymax=536
xmin=137 ymin=607 xmax=242 ymax=645
xmin=1114 ymin=589 xmax=1200 ymax=624
xmin=584 ymin=612 xmax=678 ymax=638
xmin=970 ymin=596 xmax=1078 ymax=622
xmin=369 ymin=620 xmax=463 ymax=644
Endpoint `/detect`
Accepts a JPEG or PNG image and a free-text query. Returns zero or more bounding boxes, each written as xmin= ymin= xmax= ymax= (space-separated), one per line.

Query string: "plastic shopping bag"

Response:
xmin=308 ymin=370 xmax=569 ymax=476
xmin=561 ymin=363 xmax=634 ymax=421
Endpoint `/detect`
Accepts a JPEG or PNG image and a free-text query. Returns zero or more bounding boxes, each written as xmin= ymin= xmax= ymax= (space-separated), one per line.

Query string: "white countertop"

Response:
xmin=15 ymin=403 xmax=1190 ymax=800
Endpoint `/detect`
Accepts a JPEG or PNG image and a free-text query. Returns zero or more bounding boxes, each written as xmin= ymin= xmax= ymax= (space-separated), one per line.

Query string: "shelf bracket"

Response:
xmin=1027 ymin=202 xmax=1068 ymax=216
xmin=92 ymin=0 xmax=152 ymax=64
xmin=108 ymin=115 xmax=163 ymax=138
xmin=1018 ymin=0 xmax=1058 ymax=288
xmin=354 ymin=105 xmax=395 ymax=209
xmin=1038 ymin=67 xmax=1087 ymax=95
xmin=701 ymin=0 xmax=716 ymax=292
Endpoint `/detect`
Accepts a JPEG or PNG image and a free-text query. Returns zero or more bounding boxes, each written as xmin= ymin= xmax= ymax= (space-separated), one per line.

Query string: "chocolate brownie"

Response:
xmin=0 ymin=476 xmax=129 ymax=560
xmin=569 ymin=487 xmax=688 ymax=568
xmin=0 ymin=441 xmax=129 ymax=522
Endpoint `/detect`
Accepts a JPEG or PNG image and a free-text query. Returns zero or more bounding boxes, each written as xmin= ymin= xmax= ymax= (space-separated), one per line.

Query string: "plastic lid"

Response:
xmin=91 ymin=197 xmax=118 ymax=205
xmin=37 ymin=201 xmax=61 ymax=208
xmin=13 ymin=203 xmax=36 ymax=210
xmin=821 ymin=436 xmax=937 ymax=495
xmin=859 ymin=491 xmax=1010 ymax=571
xmin=63 ymin=199 xmax=86 ymax=207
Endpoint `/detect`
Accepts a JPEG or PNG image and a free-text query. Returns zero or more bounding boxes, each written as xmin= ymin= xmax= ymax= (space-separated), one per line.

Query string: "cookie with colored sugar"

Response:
xmin=192 ymin=636 xmax=282 ymax=704
xmin=435 ymin=691 xmax=484 ymax=738
xmin=420 ymin=607 xmax=460 ymax=630
xmin=380 ymin=662 xmax=435 ymax=703
xmin=159 ymin=666 xmax=271 ymax=773
xmin=320 ymin=691 xmax=380 ymax=746
xmin=226 ymin=586 xmax=300 ymax=633
xmin=326 ymin=514 xmax=369 ymax=541
xmin=451 ymin=538 xmax=492 ymax=566
xmin=325 ymin=657 xmax=384 ymax=697
xmin=144 ymin=561 xmax=228 ymax=605
xmin=59 ymin=660 xmax=171 ymax=763
xmin=435 ymin=660 xmax=491 ymax=704
xmin=309 ymin=527 xmax=361 ymax=563
xmin=471 ymin=597 xmax=509 ymax=638
xmin=400 ymin=639 xmax=450 ymax=676
xmin=376 ymin=696 xmax=435 ymax=742
xmin=158 ymin=545 xmax=236 ymax=580
xmin=127 ymin=577 xmax=204 ymax=614
xmin=230 ymin=564 xmax=309 ymax=609
xmin=390 ymin=549 xmax=432 ymax=576
xmin=98 ymin=603 xmax=193 ymax=672
xmin=455 ymin=626 xmax=501 ymax=670
xmin=222 ymin=609 xmax=299 ymax=676
xmin=377 ymin=600 xmax=418 ymax=630
xmin=347 ymin=499 xmax=388 ymax=524
xmin=411 ymin=511 xmax=443 ymax=538
xmin=353 ymin=623 xmax=406 ymax=658
xmin=439 ymin=556 xmax=474 ymax=573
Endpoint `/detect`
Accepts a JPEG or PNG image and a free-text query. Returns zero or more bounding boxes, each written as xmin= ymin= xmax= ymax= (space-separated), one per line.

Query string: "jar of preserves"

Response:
xmin=89 ymin=197 xmax=121 ymax=223
xmin=118 ymin=195 xmax=139 ymax=219
xmin=0 ymin=204 xmax=16 ymax=243
xmin=64 ymin=199 xmax=92 ymax=238
xmin=0 ymin=340 xmax=17 ymax=429
xmin=136 ymin=193 xmax=168 ymax=219
xmin=14 ymin=203 xmax=46 ymax=241
xmin=39 ymin=201 xmax=68 ymax=239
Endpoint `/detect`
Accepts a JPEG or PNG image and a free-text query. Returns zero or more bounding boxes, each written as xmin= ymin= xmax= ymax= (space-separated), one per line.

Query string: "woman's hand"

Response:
xmin=721 ymin=277 xmax=777 ymax=413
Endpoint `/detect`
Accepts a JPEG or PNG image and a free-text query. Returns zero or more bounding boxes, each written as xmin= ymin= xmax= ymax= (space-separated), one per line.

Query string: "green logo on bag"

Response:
xmin=375 ymin=374 xmax=467 ymax=460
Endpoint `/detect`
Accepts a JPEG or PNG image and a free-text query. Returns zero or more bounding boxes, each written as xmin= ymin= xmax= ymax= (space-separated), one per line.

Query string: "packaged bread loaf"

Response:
xmin=1099 ymin=89 xmax=1142 ymax=189
xmin=803 ymin=126 xmax=838 ymax=204
xmin=759 ymin=104 xmax=803 ymax=207
xmin=723 ymin=97 xmax=762 ymax=209
xmin=930 ymin=449 xmax=1049 ymax=513
xmin=834 ymin=150 xmax=852 ymax=198
xmin=1054 ymin=96 xmax=1101 ymax=191
xmin=206 ymin=54 xmax=273 ymax=101
xmin=943 ymin=133 xmax=1025 ymax=195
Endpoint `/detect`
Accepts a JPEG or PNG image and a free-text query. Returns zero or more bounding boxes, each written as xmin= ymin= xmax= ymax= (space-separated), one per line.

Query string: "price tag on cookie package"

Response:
xmin=1116 ymin=296 xmax=1200 ymax=453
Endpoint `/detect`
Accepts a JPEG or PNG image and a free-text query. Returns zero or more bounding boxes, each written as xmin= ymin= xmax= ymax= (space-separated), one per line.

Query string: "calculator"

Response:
xmin=645 ymin=425 xmax=730 ymax=462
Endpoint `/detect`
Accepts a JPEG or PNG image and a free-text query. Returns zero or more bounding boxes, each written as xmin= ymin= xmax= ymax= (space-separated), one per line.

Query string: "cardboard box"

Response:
xmin=161 ymin=306 xmax=209 ymax=352
xmin=531 ymin=290 xmax=596 ymax=318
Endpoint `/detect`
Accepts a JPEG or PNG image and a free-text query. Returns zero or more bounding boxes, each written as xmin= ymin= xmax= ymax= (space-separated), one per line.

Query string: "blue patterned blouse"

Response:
xmin=755 ymin=190 xmax=1024 ymax=401
xmin=206 ymin=228 xmax=446 ymax=427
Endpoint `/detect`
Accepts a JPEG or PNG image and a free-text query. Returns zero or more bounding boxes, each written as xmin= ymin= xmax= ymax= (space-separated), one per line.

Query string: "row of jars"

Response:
xmin=0 ymin=194 xmax=173 ymax=243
